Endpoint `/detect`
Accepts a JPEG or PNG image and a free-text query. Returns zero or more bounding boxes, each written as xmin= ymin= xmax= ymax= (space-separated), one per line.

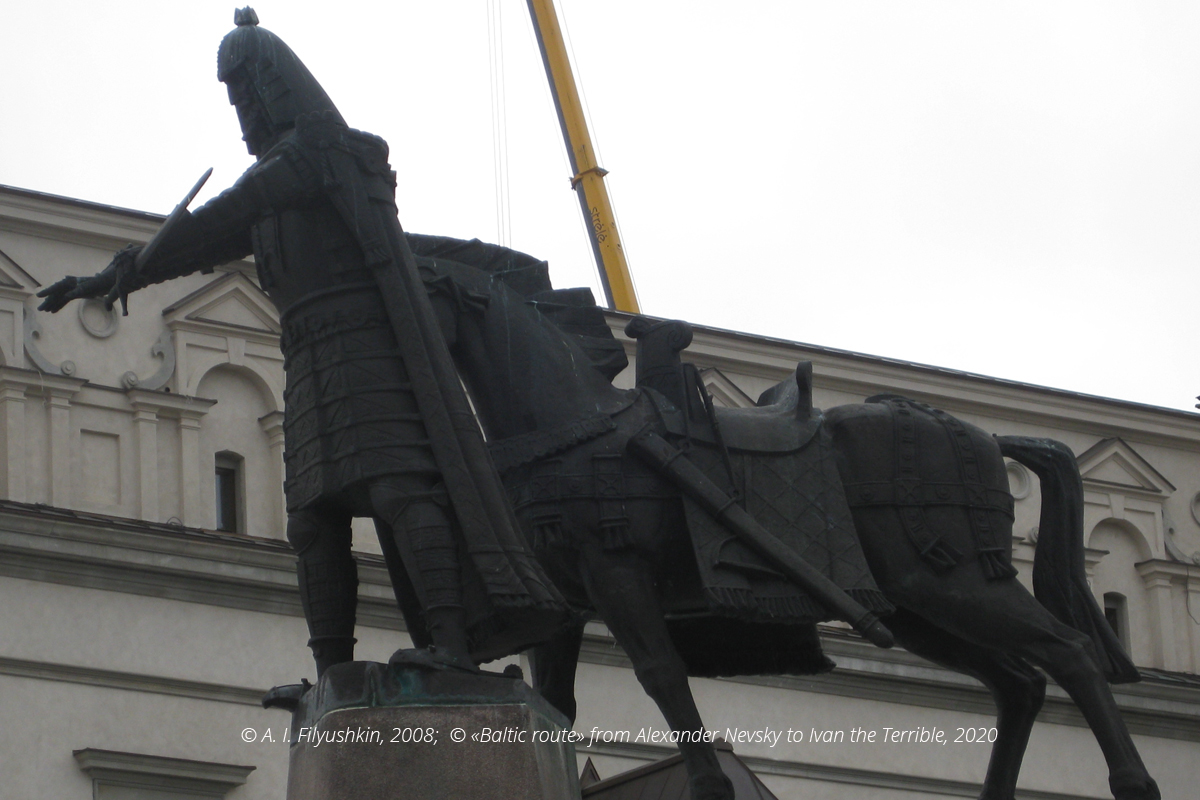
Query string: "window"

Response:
xmin=215 ymin=452 xmax=244 ymax=533
xmin=74 ymin=748 xmax=254 ymax=798
xmin=1104 ymin=592 xmax=1129 ymax=650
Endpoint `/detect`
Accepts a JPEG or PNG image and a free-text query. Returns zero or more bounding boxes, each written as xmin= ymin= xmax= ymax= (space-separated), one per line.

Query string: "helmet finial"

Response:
xmin=234 ymin=7 xmax=259 ymax=27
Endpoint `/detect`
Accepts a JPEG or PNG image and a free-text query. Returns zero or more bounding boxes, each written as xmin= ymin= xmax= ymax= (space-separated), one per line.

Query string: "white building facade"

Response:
xmin=1 ymin=184 xmax=1197 ymax=799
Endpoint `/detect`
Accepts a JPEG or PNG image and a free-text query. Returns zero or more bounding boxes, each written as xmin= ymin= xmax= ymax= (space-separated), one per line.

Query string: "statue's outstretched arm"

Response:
xmin=35 ymin=154 xmax=320 ymax=314
xmin=38 ymin=146 xmax=319 ymax=315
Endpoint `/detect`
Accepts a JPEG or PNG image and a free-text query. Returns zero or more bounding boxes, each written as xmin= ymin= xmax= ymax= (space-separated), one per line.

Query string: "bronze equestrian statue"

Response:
xmin=37 ymin=9 xmax=565 ymax=676
xmin=37 ymin=10 xmax=1160 ymax=800
xmin=382 ymin=239 xmax=1158 ymax=800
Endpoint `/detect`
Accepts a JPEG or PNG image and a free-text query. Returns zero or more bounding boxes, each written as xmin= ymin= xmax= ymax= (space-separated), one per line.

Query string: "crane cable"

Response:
xmin=486 ymin=0 xmax=512 ymax=247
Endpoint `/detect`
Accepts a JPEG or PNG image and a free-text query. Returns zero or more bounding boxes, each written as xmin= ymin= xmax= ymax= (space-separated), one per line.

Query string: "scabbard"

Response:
xmin=628 ymin=429 xmax=893 ymax=648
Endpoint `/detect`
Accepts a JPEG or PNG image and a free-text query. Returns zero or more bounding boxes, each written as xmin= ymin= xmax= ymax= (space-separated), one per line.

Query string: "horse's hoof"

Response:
xmin=690 ymin=772 xmax=735 ymax=800
xmin=1109 ymin=769 xmax=1160 ymax=800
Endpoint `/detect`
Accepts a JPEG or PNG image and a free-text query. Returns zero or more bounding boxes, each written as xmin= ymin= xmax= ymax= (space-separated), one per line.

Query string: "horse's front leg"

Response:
xmin=579 ymin=546 xmax=734 ymax=800
xmin=529 ymin=622 xmax=585 ymax=724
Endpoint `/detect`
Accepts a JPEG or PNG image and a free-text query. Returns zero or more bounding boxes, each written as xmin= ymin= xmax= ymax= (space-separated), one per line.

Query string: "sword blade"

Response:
xmin=133 ymin=167 xmax=213 ymax=273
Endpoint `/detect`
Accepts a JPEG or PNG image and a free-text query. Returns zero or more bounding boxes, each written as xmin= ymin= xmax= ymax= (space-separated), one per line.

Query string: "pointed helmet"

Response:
xmin=217 ymin=7 xmax=344 ymax=137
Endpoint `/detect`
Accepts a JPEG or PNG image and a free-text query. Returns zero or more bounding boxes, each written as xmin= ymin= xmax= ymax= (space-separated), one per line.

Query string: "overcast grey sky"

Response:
xmin=3 ymin=1 xmax=1197 ymax=411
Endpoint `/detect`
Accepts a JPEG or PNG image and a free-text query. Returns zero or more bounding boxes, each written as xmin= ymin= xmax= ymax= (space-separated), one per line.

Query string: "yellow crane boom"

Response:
xmin=525 ymin=0 xmax=640 ymax=313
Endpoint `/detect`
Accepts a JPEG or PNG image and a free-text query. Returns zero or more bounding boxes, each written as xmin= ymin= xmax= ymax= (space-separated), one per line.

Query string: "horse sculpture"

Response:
xmin=407 ymin=234 xmax=1159 ymax=800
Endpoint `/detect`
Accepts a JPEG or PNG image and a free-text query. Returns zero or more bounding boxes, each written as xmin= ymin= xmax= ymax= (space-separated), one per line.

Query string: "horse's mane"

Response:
xmin=406 ymin=233 xmax=629 ymax=381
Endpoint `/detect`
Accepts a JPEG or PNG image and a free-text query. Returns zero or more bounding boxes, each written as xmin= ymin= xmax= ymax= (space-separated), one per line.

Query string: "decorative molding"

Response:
xmin=162 ymin=271 xmax=281 ymax=339
xmin=1077 ymin=438 xmax=1175 ymax=497
xmin=0 ymin=184 xmax=162 ymax=250
xmin=2 ymin=655 xmax=265 ymax=706
xmin=698 ymin=367 xmax=756 ymax=409
xmin=2 ymin=499 xmax=1194 ymax=742
xmin=0 ymin=364 xmax=87 ymax=395
xmin=605 ymin=313 xmax=1200 ymax=452
xmin=0 ymin=243 xmax=41 ymax=289
xmin=77 ymin=297 xmax=119 ymax=338
xmin=0 ymin=501 xmax=404 ymax=631
xmin=125 ymin=388 xmax=216 ymax=417
xmin=23 ymin=311 xmax=77 ymax=376
xmin=74 ymin=748 xmax=254 ymax=798
xmin=577 ymin=628 xmax=1200 ymax=742
xmin=582 ymin=740 xmax=1103 ymax=800
xmin=1006 ymin=460 xmax=1032 ymax=500
xmin=122 ymin=329 xmax=176 ymax=390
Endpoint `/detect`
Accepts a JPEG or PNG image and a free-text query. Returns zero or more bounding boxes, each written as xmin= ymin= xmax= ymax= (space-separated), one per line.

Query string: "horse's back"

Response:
xmin=824 ymin=397 xmax=1017 ymax=589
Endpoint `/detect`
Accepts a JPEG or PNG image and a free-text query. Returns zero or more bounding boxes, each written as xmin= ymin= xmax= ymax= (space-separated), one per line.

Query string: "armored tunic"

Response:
xmin=127 ymin=118 xmax=565 ymax=659
xmin=138 ymin=130 xmax=436 ymax=510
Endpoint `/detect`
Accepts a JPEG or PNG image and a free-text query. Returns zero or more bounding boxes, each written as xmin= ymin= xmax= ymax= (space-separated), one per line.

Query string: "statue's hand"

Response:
xmin=37 ymin=271 xmax=116 ymax=313
xmin=36 ymin=245 xmax=139 ymax=314
xmin=36 ymin=276 xmax=85 ymax=313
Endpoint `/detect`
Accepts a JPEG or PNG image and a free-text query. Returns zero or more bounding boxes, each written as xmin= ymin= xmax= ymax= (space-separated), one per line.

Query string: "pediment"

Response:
xmin=1077 ymin=438 xmax=1174 ymax=495
xmin=0 ymin=246 xmax=40 ymax=293
xmin=162 ymin=272 xmax=280 ymax=335
xmin=699 ymin=367 xmax=755 ymax=409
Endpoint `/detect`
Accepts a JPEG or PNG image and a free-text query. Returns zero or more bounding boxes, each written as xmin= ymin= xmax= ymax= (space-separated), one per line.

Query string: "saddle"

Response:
xmin=627 ymin=318 xmax=890 ymax=629
xmin=628 ymin=317 xmax=820 ymax=453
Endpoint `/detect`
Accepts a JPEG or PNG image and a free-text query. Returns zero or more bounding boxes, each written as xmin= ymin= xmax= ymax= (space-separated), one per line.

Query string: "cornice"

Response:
xmin=0 ymin=186 xmax=163 ymax=251
xmin=1135 ymin=559 xmax=1200 ymax=581
xmin=125 ymin=389 xmax=218 ymax=417
xmin=166 ymin=318 xmax=282 ymax=348
xmin=73 ymin=747 xmax=255 ymax=794
xmin=582 ymin=740 xmax=1102 ymax=800
xmin=0 ymin=365 xmax=88 ymax=395
xmin=0 ymin=655 xmax=266 ymax=707
xmin=2 ymin=501 xmax=1197 ymax=747
xmin=0 ymin=502 xmax=404 ymax=631
xmin=578 ymin=627 xmax=1200 ymax=742
xmin=605 ymin=312 xmax=1200 ymax=450
xmin=0 ymin=186 xmax=256 ymax=274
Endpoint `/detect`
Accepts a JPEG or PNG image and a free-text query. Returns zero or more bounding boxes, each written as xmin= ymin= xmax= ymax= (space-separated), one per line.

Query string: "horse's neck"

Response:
xmin=453 ymin=278 xmax=631 ymax=441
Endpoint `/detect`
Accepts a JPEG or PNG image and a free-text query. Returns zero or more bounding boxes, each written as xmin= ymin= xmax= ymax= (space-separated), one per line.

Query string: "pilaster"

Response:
xmin=1188 ymin=573 xmax=1200 ymax=674
xmin=125 ymin=389 xmax=216 ymax=527
xmin=1136 ymin=560 xmax=1191 ymax=672
xmin=179 ymin=411 xmax=207 ymax=528
xmin=130 ymin=406 xmax=160 ymax=522
xmin=0 ymin=368 xmax=86 ymax=508
xmin=258 ymin=410 xmax=286 ymax=534
xmin=0 ymin=382 xmax=27 ymax=501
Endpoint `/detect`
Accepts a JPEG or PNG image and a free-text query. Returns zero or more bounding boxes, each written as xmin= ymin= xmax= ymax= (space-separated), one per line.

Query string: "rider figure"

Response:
xmin=39 ymin=8 xmax=563 ymax=677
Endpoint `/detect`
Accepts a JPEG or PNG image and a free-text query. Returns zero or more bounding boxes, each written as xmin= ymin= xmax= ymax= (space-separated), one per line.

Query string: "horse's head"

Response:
xmin=407 ymin=234 xmax=632 ymax=441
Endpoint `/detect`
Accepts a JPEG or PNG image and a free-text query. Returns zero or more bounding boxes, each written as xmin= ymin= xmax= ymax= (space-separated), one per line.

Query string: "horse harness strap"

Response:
xmin=927 ymin=401 xmax=1018 ymax=579
xmin=488 ymin=413 xmax=618 ymax=475
xmin=842 ymin=481 xmax=1013 ymax=516
xmin=506 ymin=456 xmax=675 ymax=550
xmin=854 ymin=397 xmax=1017 ymax=578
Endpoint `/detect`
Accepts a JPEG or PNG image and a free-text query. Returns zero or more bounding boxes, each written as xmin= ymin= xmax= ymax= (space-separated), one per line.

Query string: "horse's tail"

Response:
xmin=995 ymin=436 xmax=1140 ymax=683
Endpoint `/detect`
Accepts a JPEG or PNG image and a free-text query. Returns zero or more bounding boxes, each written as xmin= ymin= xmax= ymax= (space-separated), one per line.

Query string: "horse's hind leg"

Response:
xmin=529 ymin=622 xmax=585 ymax=724
xmin=1030 ymin=625 xmax=1158 ymax=800
xmin=579 ymin=547 xmax=734 ymax=800
xmin=886 ymin=609 xmax=1045 ymax=800
xmin=898 ymin=575 xmax=1159 ymax=800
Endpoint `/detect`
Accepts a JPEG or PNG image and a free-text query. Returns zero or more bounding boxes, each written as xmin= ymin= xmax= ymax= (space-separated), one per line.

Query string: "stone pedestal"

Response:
xmin=286 ymin=661 xmax=581 ymax=800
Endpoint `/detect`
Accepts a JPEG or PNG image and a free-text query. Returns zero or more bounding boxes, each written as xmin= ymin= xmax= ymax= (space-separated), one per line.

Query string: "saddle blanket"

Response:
xmin=675 ymin=419 xmax=893 ymax=626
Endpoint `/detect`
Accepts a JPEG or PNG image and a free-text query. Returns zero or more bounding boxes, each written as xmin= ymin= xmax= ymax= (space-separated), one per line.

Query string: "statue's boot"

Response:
xmin=389 ymin=605 xmax=479 ymax=673
xmin=261 ymin=679 xmax=313 ymax=711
